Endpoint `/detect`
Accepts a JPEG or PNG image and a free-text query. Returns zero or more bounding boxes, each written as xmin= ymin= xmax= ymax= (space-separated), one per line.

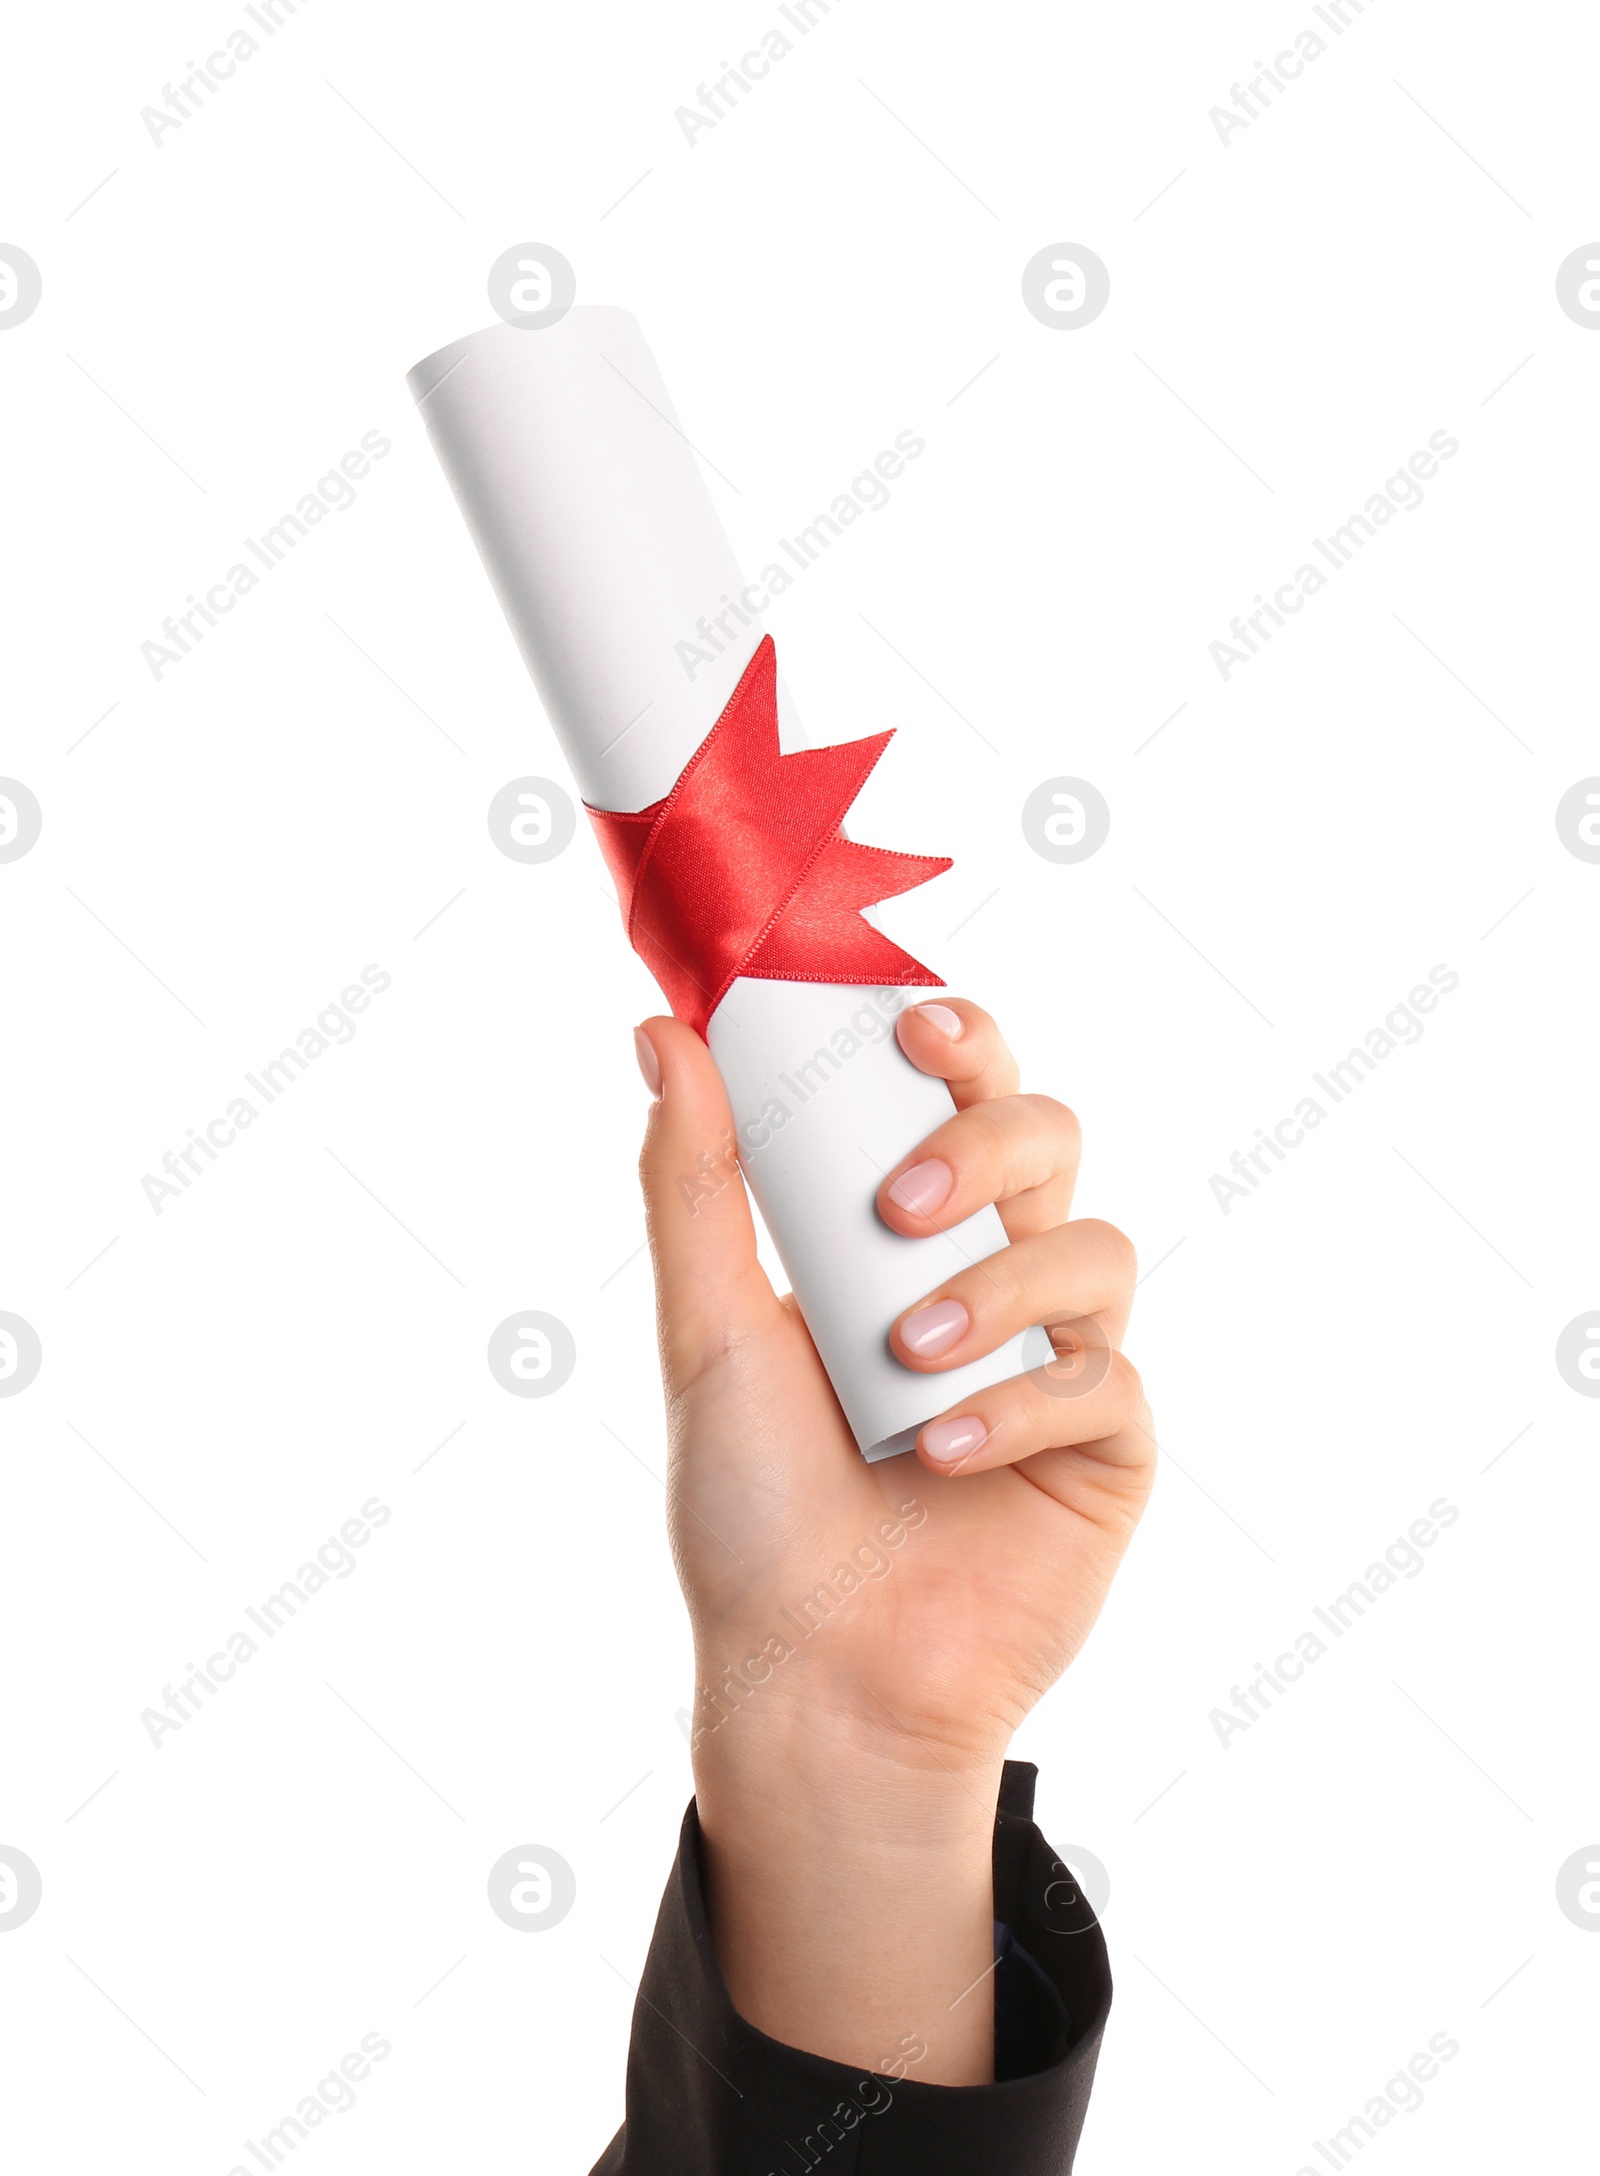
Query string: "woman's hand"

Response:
xmin=633 ymin=998 xmax=1154 ymax=2084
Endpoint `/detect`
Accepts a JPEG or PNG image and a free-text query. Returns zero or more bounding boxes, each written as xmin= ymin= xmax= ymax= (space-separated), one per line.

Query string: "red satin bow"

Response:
xmin=587 ymin=636 xmax=950 ymax=1038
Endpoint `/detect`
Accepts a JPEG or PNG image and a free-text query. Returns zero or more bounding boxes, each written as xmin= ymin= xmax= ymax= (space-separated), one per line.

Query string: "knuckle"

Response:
xmin=1079 ymin=1218 xmax=1137 ymax=1283
xmin=1019 ymin=1094 xmax=1082 ymax=1152
xmin=990 ymin=1049 xmax=1023 ymax=1097
xmin=966 ymin=1251 xmax=1026 ymax=1318
xmin=1110 ymin=1350 xmax=1145 ymax=1411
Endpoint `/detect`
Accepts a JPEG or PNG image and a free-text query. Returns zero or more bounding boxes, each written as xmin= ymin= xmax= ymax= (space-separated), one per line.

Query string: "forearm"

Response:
xmin=692 ymin=1700 xmax=1006 ymax=2086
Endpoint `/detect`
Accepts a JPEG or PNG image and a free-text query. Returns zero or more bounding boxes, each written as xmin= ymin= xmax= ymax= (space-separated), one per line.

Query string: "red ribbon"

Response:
xmin=587 ymin=636 xmax=950 ymax=1038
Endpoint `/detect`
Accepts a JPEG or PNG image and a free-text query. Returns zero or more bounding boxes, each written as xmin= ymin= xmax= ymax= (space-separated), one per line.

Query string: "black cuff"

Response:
xmin=591 ymin=1760 xmax=1110 ymax=2175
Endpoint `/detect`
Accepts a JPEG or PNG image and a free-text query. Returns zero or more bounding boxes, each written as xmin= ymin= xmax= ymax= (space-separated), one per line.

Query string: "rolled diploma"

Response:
xmin=408 ymin=308 xmax=1046 ymax=1459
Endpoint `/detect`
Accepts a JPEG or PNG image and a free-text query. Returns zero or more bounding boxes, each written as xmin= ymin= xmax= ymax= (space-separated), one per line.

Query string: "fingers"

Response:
xmin=888 ymin=997 xmax=1152 ymax=1513
xmin=912 ymin=1345 xmax=1149 ymax=1481
xmin=894 ymin=998 xmax=1020 ymax=1110
xmin=875 ymin=1092 xmax=1082 ymax=1243
xmin=1004 ymin=1416 xmax=1159 ymax=1538
xmin=890 ymin=1219 xmax=1137 ymax=1371
xmin=634 ymin=1017 xmax=780 ymax=1393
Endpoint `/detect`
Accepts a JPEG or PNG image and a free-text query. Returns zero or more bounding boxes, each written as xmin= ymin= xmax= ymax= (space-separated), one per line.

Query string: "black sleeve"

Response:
xmin=590 ymin=1761 xmax=1111 ymax=2175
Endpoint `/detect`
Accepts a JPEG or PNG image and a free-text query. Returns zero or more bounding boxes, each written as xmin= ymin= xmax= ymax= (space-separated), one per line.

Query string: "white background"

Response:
xmin=2 ymin=1 xmax=1596 ymax=2169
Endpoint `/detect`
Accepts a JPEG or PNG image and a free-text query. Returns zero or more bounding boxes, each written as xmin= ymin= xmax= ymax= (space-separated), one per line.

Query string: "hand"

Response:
xmin=633 ymin=998 xmax=1154 ymax=2083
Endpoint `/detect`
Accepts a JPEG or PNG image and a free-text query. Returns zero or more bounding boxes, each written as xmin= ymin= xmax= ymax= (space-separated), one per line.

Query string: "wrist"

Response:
xmin=689 ymin=1682 xmax=1006 ymax=2085
xmin=692 ymin=1686 xmax=1005 ymax=1853
xmin=687 ymin=1631 xmax=1012 ymax=1789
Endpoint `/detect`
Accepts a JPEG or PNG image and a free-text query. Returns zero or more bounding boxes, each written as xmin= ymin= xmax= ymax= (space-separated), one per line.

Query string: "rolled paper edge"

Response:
xmin=406 ymin=310 xmax=647 ymax=406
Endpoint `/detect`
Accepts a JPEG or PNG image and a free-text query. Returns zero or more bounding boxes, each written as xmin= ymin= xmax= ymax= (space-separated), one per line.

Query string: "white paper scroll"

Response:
xmin=408 ymin=309 xmax=1046 ymax=1458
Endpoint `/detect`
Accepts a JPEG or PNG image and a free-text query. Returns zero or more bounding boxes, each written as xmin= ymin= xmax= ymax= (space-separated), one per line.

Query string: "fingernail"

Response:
xmin=899 ymin=1298 xmax=970 ymax=1358
xmin=911 ymin=1002 xmax=963 ymax=1038
xmin=633 ymin=1025 xmax=662 ymax=1098
xmin=922 ymin=1415 xmax=989 ymax=1466
xmin=887 ymin=1158 xmax=954 ymax=1217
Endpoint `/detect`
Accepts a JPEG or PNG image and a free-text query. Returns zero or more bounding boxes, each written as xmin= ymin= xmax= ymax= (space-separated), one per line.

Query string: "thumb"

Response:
xmin=633 ymin=1016 xmax=780 ymax=1390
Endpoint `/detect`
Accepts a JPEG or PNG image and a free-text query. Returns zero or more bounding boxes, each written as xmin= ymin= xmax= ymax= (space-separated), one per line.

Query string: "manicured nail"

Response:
xmin=633 ymin=1025 xmax=662 ymax=1098
xmin=911 ymin=1002 xmax=963 ymax=1038
xmin=899 ymin=1298 xmax=970 ymax=1358
xmin=887 ymin=1158 xmax=954 ymax=1217
xmin=922 ymin=1415 xmax=989 ymax=1466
